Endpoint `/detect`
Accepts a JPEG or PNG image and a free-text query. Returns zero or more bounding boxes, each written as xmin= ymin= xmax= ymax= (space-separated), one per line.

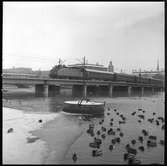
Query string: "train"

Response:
xmin=53 ymin=67 xmax=163 ymax=85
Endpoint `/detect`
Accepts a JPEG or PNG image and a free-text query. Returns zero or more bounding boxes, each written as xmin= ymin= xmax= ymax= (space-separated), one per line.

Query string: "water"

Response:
xmin=3 ymin=89 xmax=164 ymax=164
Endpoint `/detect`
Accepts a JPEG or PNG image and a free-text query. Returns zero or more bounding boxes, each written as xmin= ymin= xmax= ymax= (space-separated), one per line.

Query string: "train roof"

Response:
xmin=85 ymin=68 xmax=114 ymax=74
xmin=68 ymin=63 xmax=107 ymax=68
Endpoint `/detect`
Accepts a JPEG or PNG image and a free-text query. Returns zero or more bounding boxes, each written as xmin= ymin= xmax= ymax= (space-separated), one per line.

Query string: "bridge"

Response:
xmin=2 ymin=76 xmax=164 ymax=97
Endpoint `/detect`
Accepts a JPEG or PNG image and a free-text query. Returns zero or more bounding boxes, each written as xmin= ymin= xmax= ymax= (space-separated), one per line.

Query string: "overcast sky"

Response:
xmin=3 ymin=2 xmax=164 ymax=73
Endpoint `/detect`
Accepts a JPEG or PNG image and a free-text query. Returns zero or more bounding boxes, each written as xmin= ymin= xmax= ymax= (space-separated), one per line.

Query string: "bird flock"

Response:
xmin=71 ymin=102 xmax=165 ymax=164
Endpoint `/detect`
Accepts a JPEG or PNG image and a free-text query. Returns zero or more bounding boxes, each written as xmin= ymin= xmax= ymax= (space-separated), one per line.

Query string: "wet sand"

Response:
xmin=3 ymin=107 xmax=83 ymax=164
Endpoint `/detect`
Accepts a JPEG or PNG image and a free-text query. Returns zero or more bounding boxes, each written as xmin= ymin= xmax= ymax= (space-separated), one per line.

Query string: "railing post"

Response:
xmin=43 ymin=84 xmax=49 ymax=97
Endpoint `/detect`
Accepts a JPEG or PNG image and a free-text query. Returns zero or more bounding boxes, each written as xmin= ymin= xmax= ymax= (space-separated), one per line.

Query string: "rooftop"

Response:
xmin=67 ymin=63 xmax=107 ymax=68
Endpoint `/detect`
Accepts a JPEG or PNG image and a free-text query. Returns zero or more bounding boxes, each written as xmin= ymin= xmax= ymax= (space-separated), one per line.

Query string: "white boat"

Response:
xmin=62 ymin=57 xmax=105 ymax=115
xmin=62 ymin=99 xmax=105 ymax=115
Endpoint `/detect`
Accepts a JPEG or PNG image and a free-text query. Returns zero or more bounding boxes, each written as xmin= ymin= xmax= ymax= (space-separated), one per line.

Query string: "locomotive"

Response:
xmin=51 ymin=67 xmax=163 ymax=85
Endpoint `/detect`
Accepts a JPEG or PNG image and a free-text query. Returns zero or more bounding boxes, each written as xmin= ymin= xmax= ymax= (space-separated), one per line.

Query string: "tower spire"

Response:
xmin=157 ymin=59 xmax=159 ymax=71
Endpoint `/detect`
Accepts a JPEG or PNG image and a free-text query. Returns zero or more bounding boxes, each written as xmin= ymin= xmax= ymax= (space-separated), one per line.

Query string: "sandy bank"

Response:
xmin=3 ymin=107 xmax=83 ymax=164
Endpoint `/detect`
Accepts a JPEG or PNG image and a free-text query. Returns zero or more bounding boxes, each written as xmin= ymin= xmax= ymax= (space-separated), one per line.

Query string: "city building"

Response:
xmin=108 ymin=61 xmax=114 ymax=72
xmin=3 ymin=67 xmax=34 ymax=74
xmin=132 ymin=60 xmax=164 ymax=80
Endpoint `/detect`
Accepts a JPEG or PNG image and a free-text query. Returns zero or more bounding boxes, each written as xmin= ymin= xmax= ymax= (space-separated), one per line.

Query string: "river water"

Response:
xmin=3 ymin=89 xmax=164 ymax=164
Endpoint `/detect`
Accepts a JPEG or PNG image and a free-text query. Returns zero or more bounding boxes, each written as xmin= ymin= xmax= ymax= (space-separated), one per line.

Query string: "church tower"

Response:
xmin=108 ymin=61 xmax=114 ymax=72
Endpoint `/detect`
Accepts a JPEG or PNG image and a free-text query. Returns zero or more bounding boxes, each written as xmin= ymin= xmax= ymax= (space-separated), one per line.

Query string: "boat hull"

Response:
xmin=62 ymin=101 xmax=105 ymax=115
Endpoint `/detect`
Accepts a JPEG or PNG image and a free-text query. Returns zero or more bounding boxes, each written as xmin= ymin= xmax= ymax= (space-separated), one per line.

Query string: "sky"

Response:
xmin=3 ymin=2 xmax=164 ymax=73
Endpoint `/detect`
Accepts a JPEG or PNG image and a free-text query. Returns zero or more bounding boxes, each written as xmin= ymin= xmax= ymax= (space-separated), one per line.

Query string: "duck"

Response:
xmin=110 ymin=122 xmax=113 ymax=126
xmin=72 ymin=153 xmax=77 ymax=162
xmin=138 ymin=146 xmax=145 ymax=151
xmin=108 ymin=130 xmax=115 ymax=135
xmin=131 ymin=139 xmax=136 ymax=145
xmin=138 ymin=115 xmax=145 ymax=120
xmin=123 ymin=153 xmax=129 ymax=161
xmin=138 ymin=136 xmax=144 ymax=143
xmin=111 ymin=139 xmax=116 ymax=144
xmin=109 ymin=145 xmax=113 ymax=151
xmin=119 ymin=121 xmax=126 ymax=124
xmin=128 ymin=158 xmax=141 ymax=165
xmin=126 ymin=147 xmax=137 ymax=155
xmin=94 ymin=138 xmax=102 ymax=145
xmin=101 ymin=126 xmax=106 ymax=132
xmin=89 ymin=142 xmax=100 ymax=148
xmin=161 ymin=124 xmax=165 ymax=130
xmin=147 ymin=140 xmax=157 ymax=147
xmin=7 ymin=128 xmax=13 ymax=133
xmin=159 ymin=140 xmax=164 ymax=146
xmin=38 ymin=119 xmax=43 ymax=123
xmin=101 ymin=134 xmax=106 ymax=139
xmin=131 ymin=112 xmax=136 ymax=116
xmin=97 ymin=130 xmax=101 ymax=135
xmin=148 ymin=118 xmax=154 ymax=123
xmin=156 ymin=120 xmax=160 ymax=126
xmin=116 ymin=128 xmax=121 ymax=131
xmin=119 ymin=132 xmax=124 ymax=137
xmin=148 ymin=135 xmax=157 ymax=140
xmin=153 ymin=112 xmax=156 ymax=116
xmin=116 ymin=137 xmax=121 ymax=143
xmin=110 ymin=118 xmax=114 ymax=121
xmin=142 ymin=129 xmax=148 ymax=136
xmin=138 ymin=120 xmax=142 ymax=123
xmin=92 ymin=150 xmax=103 ymax=157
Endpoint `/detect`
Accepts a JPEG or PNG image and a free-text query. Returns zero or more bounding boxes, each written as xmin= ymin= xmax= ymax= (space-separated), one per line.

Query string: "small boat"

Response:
xmin=62 ymin=99 xmax=105 ymax=115
xmin=62 ymin=57 xmax=105 ymax=115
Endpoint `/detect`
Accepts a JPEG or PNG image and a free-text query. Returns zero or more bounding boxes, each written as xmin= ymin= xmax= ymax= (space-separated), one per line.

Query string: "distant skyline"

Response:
xmin=3 ymin=2 xmax=164 ymax=73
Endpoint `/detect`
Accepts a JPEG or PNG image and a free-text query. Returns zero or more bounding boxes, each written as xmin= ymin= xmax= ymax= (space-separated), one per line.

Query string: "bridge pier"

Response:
xmin=152 ymin=87 xmax=155 ymax=95
xmin=48 ymin=85 xmax=60 ymax=96
xmin=128 ymin=86 xmax=132 ymax=97
xmin=35 ymin=84 xmax=48 ymax=97
xmin=35 ymin=84 xmax=60 ymax=97
xmin=141 ymin=87 xmax=144 ymax=96
xmin=83 ymin=85 xmax=87 ymax=98
xmin=109 ymin=85 xmax=113 ymax=97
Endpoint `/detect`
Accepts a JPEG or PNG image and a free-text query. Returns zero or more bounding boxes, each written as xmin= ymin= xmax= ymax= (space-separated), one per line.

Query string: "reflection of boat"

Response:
xmin=62 ymin=57 xmax=105 ymax=115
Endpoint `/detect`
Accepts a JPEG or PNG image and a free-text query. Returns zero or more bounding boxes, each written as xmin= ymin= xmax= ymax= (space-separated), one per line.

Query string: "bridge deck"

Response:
xmin=2 ymin=77 xmax=163 ymax=88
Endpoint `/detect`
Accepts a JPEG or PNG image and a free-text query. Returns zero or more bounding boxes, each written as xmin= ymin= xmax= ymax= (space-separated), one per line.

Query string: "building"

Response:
xmin=3 ymin=67 xmax=34 ymax=74
xmin=108 ymin=61 xmax=114 ymax=72
xmin=132 ymin=60 xmax=164 ymax=80
xmin=3 ymin=67 xmax=50 ymax=78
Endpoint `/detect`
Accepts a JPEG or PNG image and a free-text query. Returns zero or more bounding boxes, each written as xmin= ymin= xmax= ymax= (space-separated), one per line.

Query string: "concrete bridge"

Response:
xmin=2 ymin=77 xmax=164 ymax=97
